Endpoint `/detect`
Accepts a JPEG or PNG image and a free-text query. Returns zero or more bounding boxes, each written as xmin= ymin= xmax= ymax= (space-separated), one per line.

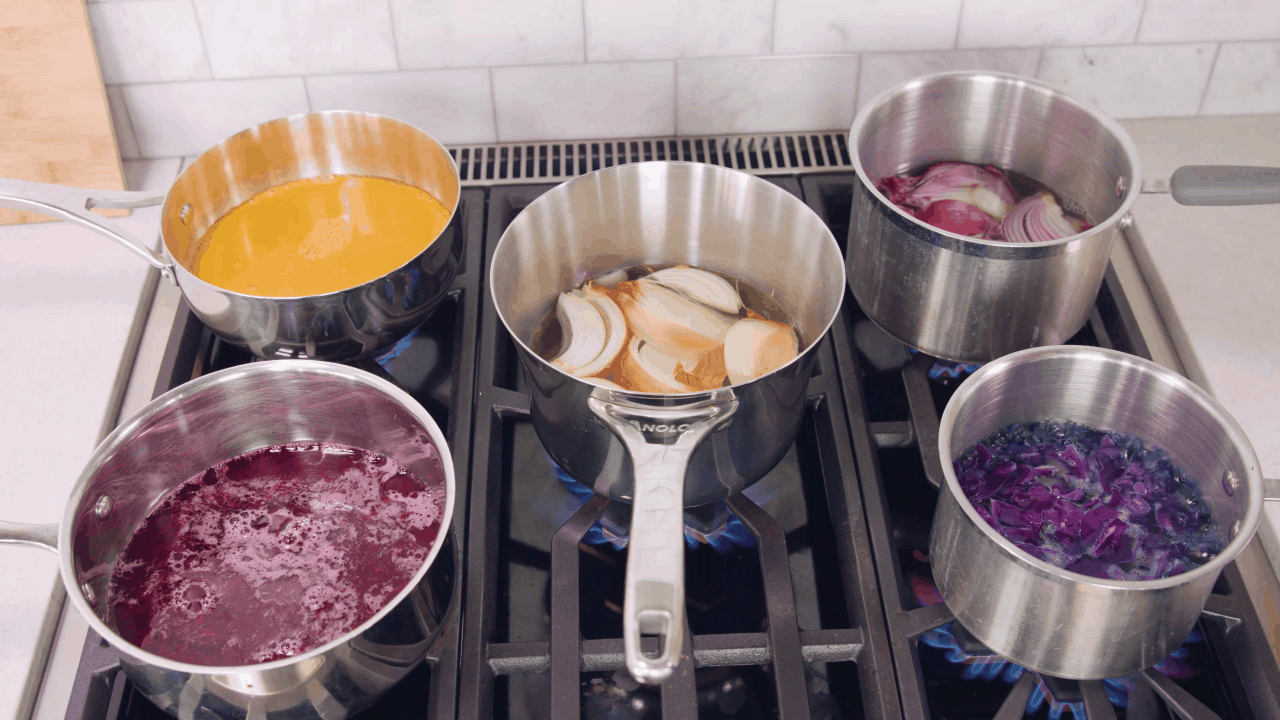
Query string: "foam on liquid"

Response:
xmin=105 ymin=441 xmax=446 ymax=666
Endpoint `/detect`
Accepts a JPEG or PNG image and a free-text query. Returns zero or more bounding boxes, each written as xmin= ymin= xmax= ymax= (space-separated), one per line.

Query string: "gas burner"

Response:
xmin=919 ymin=621 xmax=1205 ymax=719
xmin=578 ymin=667 xmax=763 ymax=720
xmin=549 ymin=455 xmax=757 ymax=552
xmin=912 ymin=570 xmax=1204 ymax=719
xmin=905 ymin=347 xmax=983 ymax=381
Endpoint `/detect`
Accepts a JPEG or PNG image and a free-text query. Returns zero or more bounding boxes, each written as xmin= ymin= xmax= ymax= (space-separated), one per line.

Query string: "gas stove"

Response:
xmin=40 ymin=134 xmax=1280 ymax=720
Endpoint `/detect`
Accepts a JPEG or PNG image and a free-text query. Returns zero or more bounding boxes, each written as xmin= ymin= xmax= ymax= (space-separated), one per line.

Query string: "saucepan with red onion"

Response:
xmin=848 ymin=70 xmax=1280 ymax=364
xmin=931 ymin=345 xmax=1263 ymax=679
xmin=0 ymin=362 xmax=457 ymax=719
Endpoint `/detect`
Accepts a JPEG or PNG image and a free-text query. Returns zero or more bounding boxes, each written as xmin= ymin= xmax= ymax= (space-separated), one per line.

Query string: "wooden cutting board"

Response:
xmin=0 ymin=0 xmax=127 ymax=225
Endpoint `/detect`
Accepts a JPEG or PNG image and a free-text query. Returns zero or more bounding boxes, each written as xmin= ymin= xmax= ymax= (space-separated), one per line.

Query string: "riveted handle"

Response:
xmin=0 ymin=521 xmax=59 ymax=553
xmin=587 ymin=396 xmax=737 ymax=684
xmin=0 ymin=177 xmax=175 ymax=282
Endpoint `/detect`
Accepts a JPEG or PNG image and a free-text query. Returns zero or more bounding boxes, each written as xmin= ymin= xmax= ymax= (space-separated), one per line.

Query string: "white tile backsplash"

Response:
xmin=306 ymin=69 xmax=497 ymax=144
xmin=89 ymin=0 xmax=1280 ymax=151
xmin=194 ymin=0 xmax=397 ymax=78
xmin=1038 ymin=44 xmax=1217 ymax=119
xmin=391 ymin=0 xmax=584 ymax=69
xmin=1202 ymin=43 xmax=1280 ymax=115
xmin=88 ymin=1 xmax=211 ymax=84
xmin=493 ymin=62 xmax=675 ymax=141
xmin=774 ymin=0 xmax=962 ymax=54
xmin=584 ymin=0 xmax=771 ymax=61
xmin=122 ymin=78 xmax=310 ymax=158
xmin=104 ymin=86 xmax=142 ymax=161
xmin=959 ymin=0 xmax=1143 ymax=48
xmin=856 ymin=50 xmax=1041 ymax=111
xmin=1139 ymin=0 xmax=1280 ymax=42
xmin=677 ymin=55 xmax=861 ymax=135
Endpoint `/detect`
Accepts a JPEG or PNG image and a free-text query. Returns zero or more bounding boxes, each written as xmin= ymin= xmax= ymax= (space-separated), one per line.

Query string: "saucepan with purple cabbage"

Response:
xmin=929 ymin=345 xmax=1263 ymax=679
xmin=848 ymin=71 xmax=1280 ymax=364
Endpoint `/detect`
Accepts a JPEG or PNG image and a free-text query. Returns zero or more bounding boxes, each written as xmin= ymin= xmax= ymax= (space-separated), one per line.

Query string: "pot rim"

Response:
xmin=488 ymin=160 xmax=846 ymax=399
xmin=160 ymin=110 xmax=463 ymax=301
xmin=58 ymin=360 xmax=457 ymax=675
xmin=848 ymin=70 xmax=1144 ymax=251
xmin=937 ymin=345 xmax=1264 ymax=591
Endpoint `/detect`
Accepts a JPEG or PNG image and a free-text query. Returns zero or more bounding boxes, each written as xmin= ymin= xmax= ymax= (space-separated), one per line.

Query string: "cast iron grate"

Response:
xmin=447 ymin=133 xmax=854 ymax=186
xmin=800 ymin=173 xmax=1280 ymax=720
xmin=59 ymin=188 xmax=488 ymax=720
xmin=61 ymin=168 xmax=1280 ymax=720
xmin=457 ymin=178 xmax=900 ymax=720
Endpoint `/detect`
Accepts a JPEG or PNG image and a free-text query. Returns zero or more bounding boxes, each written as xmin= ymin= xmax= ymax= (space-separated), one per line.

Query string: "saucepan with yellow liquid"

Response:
xmin=0 ymin=111 xmax=462 ymax=360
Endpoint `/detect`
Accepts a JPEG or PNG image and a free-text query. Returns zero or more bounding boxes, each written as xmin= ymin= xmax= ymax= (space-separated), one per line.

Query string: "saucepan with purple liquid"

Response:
xmin=0 ymin=362 xmax=456 ymax=719
xmin=848 ymin=70 xmax=1280 ymax=364
xmin=929 ymin=345 xmax=1263 ymax=679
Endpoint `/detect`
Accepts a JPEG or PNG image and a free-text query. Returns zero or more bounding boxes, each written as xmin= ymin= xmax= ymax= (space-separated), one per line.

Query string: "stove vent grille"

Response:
xmin=447 ymin=132 xmax=854 ymax=186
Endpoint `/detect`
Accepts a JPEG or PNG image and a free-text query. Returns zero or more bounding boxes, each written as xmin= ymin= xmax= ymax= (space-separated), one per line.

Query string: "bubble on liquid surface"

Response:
xmin=103 ymin=441 xmax=447 ymax=666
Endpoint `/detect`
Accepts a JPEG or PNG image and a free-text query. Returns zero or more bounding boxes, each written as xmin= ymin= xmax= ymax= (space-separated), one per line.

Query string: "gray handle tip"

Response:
xmin=1170 ymin=165 xmax=1280 ymax=206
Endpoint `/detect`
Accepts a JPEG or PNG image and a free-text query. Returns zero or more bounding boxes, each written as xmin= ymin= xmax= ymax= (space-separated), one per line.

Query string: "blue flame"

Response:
xmin=371 ymin=322 xmax=426 ymax=371
xmin=921 ymin=621 xmax=1203 ymax=717
xmin=906 ymin=347 xmax=983 ymax=380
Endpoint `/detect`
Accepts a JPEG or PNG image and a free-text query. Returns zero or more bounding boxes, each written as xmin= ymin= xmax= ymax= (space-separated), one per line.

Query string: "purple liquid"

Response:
xmin=955 ymin=421 xmax=1223 ymax=581
xmin=105 ymin=441 xmax=446 ymax=666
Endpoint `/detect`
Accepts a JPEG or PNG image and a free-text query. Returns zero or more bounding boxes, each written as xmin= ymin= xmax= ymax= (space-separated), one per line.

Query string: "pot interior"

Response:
xmin=854 ymin=72 xmax=1139 ymax=230
xmin=65 ymin=363 xmax=451 ymax=648
xmin=942 ymin=347 xmax=1262 ymax=574
xmin=160 ymin=111 xmax=460 ymax=282
xmin=490 ymin=161 xmax=844 ymax=357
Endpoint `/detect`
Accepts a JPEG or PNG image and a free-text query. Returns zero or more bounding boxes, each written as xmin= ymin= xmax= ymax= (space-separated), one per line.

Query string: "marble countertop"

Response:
xmin=0 ymin=159 xmax=181 ymax=720
xmin=2 ymin=119 xmax=1277 ymax=720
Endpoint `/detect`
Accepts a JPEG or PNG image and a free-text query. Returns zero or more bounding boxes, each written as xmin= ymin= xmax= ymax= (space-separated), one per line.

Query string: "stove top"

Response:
xmin=58 ymin=160 xmax=1280 ymax=720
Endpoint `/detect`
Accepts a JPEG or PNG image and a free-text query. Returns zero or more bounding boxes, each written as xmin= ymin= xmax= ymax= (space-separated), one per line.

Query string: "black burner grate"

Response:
xmin=800 ymin=173 xmax=1280 ymax=720
xmin=62 ymin=187 xmax=487 ymax=720
xmin=457 ymin=178 xmax=900 ymax=720
xmin=65 ymin=171 xmax=1280 ymax=720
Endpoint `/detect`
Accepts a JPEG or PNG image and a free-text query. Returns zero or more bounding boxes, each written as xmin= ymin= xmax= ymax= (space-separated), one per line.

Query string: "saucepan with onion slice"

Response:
xmin=848 ymin=71 xmax=1280 ymax=364
xmin=489 ymin=161 xmax=844 ymax=684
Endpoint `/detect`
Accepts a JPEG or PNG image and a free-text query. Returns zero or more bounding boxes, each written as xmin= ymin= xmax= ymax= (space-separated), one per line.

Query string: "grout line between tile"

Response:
xmin=301 ymin=75 xmax=313 ymax=112
xmin=384 ymin=0 xmax=403 ymax=71
xmin=672 ymin=61 xmax=679 ymax=135
xmin=1133 ymin=0 xmax=1150 ymax=44
xmin=852 ymin=54 xmax=865 ymax=113
xmin=770 ymin=0 xmax=779 ymax=55
xmin=186 ymin=0 xmax=216 ymax=80
xmin=111 ymin=87 xmax=143 ymax=163
xmin=953 ymin=0 xmax=965 ymax=49
xmin=580 ymin=0 xmax=588 ymax=62
xmin=106 ymin=41 xmax=1240 ymax=90
xmin=489 ymin=67 xmax=502 ymax=143
xmin=1196 ymin=42 xmax=1223 ymax=115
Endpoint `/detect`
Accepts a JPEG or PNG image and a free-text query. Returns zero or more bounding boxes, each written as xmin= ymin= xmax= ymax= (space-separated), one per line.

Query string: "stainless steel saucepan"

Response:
xmin=0 ymin=111 xmax=463 ymax=361
xmin=848 ymin=71 xmax=1280 ymax=364
xmin=930 ymin=345 xmax=1263 ymax=679
xmin=0 ymin=362 xmax=457 ymax=719
xmin=489 ymin=161 xmax=845 ymax=683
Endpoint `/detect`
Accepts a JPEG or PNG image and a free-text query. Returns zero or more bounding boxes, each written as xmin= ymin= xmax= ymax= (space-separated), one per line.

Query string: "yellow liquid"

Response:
xmin=191 ymin=175 xmax=451 ymax=297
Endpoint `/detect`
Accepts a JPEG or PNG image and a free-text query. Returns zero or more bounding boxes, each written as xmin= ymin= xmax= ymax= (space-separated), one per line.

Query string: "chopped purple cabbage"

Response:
xmin=955 ymin=420 xmax=1223 ymax=581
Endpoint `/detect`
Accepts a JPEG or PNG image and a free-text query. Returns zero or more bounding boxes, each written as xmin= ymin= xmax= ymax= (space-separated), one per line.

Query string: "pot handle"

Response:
xmin=0 ymin=521 xmax=59 ymax=553
xmin=1141 ymin=166 xmax=1280 ymax=206
xmin=587 ymin=396 xmax=737 ymax=684
xmin=0 ymin=177 xmax=176 ymax=282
